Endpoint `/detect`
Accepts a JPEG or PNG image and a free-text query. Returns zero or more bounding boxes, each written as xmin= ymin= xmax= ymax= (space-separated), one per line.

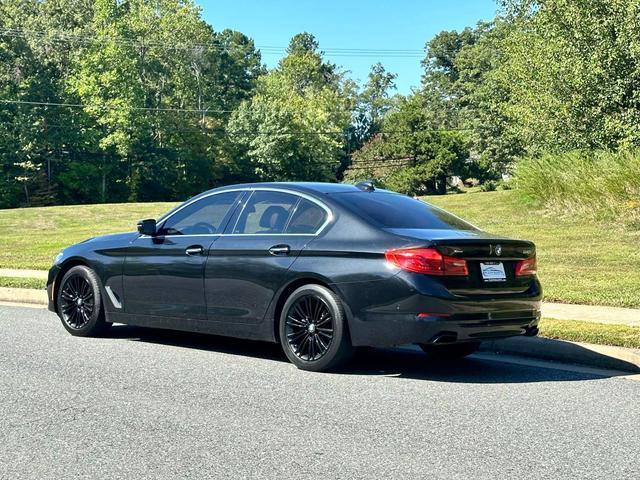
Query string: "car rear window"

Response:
xmin=332 ymin=192 xmax=477 ymax=230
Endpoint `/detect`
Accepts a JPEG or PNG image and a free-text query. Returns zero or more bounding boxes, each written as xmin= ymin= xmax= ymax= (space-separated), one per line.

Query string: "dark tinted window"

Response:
xmin=159 ymin=192 xmax=241 ymax=235
xmin=233 ymin=191 xmax=298 ymax=234
xmin=332 ymin=192 xmax=477 ymax=230
xmin=285 ymin=199 xmax=328 ymax=234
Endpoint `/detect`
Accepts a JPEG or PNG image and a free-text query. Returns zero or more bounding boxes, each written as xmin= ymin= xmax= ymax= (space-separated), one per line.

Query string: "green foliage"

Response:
xmin=345 ymin=94 xmax=470 ymax=195
xmin=516 ymin=150 xmax=640 ymax=226
xmin=351 ymin=63 xmax=397 ymax=145
xmin=5 ymin=0 xmax=639 ymax=217
xmin=497 ymin=0 xmax=640 ymax=153
xmin=0 ymin=0 xmax=262 ymax=207
xmin=227 ymin=34 xmax=354 ymax=182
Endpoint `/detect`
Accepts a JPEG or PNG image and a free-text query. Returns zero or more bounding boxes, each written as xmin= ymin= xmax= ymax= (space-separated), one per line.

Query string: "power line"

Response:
xmin=0 ymin=28 xmax=425 ymax=58
xmin=0 ymin=99 xmax=235 ymax=114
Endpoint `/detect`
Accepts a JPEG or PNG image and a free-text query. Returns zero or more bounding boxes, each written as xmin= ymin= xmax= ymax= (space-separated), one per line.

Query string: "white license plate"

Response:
xmin=480 ymin=262 xmax=506 ymax=282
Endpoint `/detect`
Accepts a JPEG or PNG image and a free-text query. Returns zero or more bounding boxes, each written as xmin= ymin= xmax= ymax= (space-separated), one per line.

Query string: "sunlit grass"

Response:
xmin=0 ymin=276 xmax=47 ymax=289
xmin=0 ymin=202 xmax=177 ymax=270
xmin=540 ymin=318 xmax=640 ymax=349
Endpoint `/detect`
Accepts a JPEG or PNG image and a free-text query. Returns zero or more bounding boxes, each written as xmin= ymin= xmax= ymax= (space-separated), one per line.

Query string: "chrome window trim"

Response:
xmin=143 ymin=187 xmax=333 ymax=238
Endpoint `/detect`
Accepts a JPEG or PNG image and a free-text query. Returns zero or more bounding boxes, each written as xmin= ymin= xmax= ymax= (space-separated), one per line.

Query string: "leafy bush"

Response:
xmin=479 ymin=180 xmax=498 ymax=192
xmin=516 ymin=150 xmax=640 ymax=225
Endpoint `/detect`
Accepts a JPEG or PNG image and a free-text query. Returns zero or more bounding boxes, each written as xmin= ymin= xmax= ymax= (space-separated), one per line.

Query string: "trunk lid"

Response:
xmin=386 ymin=228 xmax=536 ymax=295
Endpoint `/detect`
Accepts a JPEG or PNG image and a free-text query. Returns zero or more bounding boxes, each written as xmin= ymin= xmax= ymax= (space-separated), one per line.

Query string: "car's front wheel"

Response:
xmin=418 ymin=342 xmax=481 ymax=361
xmin=279 ymin=284 xmax=353 ymax=372
xmin=56 ymin=265 xmax=111 ymax=337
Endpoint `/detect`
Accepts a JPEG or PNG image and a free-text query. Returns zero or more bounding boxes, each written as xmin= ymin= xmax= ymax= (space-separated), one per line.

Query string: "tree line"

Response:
xmin=2 ymin=0 xmax=638 ymax=208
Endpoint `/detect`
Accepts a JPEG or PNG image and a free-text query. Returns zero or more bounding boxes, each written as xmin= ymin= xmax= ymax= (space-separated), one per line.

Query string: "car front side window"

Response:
xmin=158 ymin=191 xmax=242 ymax=236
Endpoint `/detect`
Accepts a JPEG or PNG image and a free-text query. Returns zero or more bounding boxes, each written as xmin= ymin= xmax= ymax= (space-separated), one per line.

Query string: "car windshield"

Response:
xmin=332 ymin=192 xmax=478 ymax=230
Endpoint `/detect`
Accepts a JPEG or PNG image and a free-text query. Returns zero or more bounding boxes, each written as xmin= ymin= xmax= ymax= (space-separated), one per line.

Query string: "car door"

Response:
xmin=123 ymin=190 xmax=244 ymax=320
xmin=204 ymin=189 xmax=330 ymax=325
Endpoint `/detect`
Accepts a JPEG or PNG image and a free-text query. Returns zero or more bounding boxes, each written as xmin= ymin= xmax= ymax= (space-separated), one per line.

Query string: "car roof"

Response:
xmin=211 ymin=182 xmax=365 ymax=195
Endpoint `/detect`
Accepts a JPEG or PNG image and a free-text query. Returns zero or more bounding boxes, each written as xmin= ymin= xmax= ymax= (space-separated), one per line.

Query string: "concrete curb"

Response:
xmin=480 ymin=336 xmax=640 ymax=373
xmin=0 ymin=287 xmax=48 ymax=306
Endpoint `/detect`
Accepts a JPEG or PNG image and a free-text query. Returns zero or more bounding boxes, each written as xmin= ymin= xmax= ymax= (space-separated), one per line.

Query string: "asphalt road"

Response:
xmin=1 ymin=305 xmax=639 ymax=479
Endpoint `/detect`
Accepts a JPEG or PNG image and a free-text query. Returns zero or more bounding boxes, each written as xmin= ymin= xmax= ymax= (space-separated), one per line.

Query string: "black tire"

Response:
xmin=279 ymin=284 xmax=353 ymax=372
xmin=418 ymin=342 xmax=481 ymax=361
xmin=56 ymin=265 xmax=111 ymax=337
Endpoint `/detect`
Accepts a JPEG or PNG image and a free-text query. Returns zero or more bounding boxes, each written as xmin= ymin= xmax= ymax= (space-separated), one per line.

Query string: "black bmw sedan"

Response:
xmin=47 ymin=182 xmax=541 ymax=371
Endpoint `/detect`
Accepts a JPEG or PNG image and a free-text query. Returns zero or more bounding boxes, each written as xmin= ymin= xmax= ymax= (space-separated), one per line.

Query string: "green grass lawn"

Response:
xmin=539 ymin=318 xmax=640 ymax=349
xmin=1 ymin=190 xmax=639 ymax=308
xmin=0 ymin=276 xmax=47 ymax=289
xmin=425 ymin=190 xmax=640 ymax=308
xmin=0 ymin=202 xmax=177 ymax=271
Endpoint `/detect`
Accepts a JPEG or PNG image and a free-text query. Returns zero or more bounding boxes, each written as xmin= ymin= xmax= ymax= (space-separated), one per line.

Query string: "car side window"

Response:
xmin=233 ymin=191 xmax=298 ymax=234
xmin=158 ymin=192 xmax=241 ymax=235
xmin=285 ymin=199 xmax=328 ymax=234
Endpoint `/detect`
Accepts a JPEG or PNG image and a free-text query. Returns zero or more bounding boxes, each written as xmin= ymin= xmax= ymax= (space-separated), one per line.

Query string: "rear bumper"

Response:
xmin=333 ymin=273 xmax=542 ymax=348
xmin=347 ymin=307 xmax=540 ymax=347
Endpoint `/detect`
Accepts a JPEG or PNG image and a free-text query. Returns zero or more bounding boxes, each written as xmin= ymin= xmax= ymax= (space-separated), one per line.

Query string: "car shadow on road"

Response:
xmin=107 ymin=325 xmax=621 ymax=384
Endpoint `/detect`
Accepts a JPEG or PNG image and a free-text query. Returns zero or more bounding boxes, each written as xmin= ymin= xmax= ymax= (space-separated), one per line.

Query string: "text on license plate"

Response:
xmin=480 ymin=262 xmax=506 ymax=282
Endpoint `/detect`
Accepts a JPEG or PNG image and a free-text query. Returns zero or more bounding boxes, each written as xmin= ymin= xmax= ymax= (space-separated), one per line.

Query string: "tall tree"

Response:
xmin=228 ymin=33 xmax=354 ymax=182
xmin=497 ymin=0 xmax=640 ymax=153
xmin=352 ymin=62 xmax=397 ymax=146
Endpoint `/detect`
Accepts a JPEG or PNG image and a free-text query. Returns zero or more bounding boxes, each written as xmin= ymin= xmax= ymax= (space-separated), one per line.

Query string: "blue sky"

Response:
xmin=199 ymin=0 xmax=499 ymax=94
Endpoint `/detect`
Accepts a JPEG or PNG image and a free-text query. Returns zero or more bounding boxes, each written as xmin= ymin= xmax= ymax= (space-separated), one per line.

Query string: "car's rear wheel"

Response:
xmin=418 ymin=342 xmax=481 ymax=361
xmin=56 ymin=265 xmax=111 ymax=337
xmin=279 ymin=284 xmax=353 ymax=372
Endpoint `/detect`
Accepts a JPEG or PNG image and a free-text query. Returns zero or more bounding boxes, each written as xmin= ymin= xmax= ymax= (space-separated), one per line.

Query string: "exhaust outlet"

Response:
xmin=430 ymin=333 xmax=458 ymax=344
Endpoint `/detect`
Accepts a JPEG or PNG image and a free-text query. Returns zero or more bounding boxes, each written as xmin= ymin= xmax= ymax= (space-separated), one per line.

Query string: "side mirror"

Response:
xmin=137 ymin=218 xmax=157 ymax=236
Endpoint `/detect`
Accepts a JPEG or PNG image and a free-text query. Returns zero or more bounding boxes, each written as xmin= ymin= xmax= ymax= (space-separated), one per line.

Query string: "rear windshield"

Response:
xmin=332 ymin=192 xmax=477 ymax=230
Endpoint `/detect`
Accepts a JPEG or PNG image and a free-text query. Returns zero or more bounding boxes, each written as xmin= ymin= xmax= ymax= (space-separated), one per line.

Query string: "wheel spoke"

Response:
xmin=296 ymin=334 xmax=310 ymax=354
xmin=287 ymin=330 xmax=307 ymax=341
xmin=286 ymin=315 xmax=306 ymax=328
xmin=316 ymin=313 xmax=331 ymax=326
xmin=316 ymin=334 xmax=328 ymax=352
xmin=293 ymin=304 xmax=306 ymax=321
xmin=61 ymin=303 xmax=75 ymax=314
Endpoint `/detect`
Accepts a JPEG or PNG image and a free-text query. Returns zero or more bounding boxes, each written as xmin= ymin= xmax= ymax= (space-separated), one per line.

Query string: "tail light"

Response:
xmin=385 ymin=247 xmax=468 ymax=276
xmin=515 ymin=255 xmax=537 ymax=277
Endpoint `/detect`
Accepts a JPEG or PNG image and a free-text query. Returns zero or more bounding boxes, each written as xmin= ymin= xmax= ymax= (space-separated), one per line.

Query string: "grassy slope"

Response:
xmin=425 ymin=190 xmax=640 ymax=308
xmin=0 ymin=202 xmax=177 ymax=270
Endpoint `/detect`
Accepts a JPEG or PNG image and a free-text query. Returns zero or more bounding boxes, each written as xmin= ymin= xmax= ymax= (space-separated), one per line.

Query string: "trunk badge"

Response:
xmin=493 ymin=244 xmax=502 ymax=256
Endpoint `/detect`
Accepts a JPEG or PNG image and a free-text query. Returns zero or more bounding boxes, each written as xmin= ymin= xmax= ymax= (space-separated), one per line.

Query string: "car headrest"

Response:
xmin=259 ymin=205 xmax=288 ymax=230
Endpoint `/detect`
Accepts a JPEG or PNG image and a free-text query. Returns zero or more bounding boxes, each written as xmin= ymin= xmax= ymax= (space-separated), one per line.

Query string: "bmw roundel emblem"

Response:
xmin=494 ymin=244 xmax=502 ymax=256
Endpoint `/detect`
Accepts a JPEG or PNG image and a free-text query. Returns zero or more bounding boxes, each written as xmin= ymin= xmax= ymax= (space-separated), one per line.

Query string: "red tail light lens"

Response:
xmin=385 ymin=248 xmax=468 ymax=276
xmin=515 ymin=255 xmax=537 ymax=277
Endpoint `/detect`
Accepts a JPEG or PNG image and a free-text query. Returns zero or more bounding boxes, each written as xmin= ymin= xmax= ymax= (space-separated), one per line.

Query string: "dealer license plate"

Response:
xmin=480 ymin=262 xmax=506 ymax=282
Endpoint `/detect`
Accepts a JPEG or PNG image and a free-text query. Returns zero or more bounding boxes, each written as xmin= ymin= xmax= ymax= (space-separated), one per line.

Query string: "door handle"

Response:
xmin=185 ymin=245 xmax=205 ymax=256
xmin=268 ymin=244 xmax=290 ymax=256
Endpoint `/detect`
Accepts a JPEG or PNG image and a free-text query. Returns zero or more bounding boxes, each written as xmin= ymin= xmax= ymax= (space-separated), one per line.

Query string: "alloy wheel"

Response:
xmin=285 ymin=295 xmax=334 ymax=361
xmin=59 ymin=274 xmax=95 ymax=329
